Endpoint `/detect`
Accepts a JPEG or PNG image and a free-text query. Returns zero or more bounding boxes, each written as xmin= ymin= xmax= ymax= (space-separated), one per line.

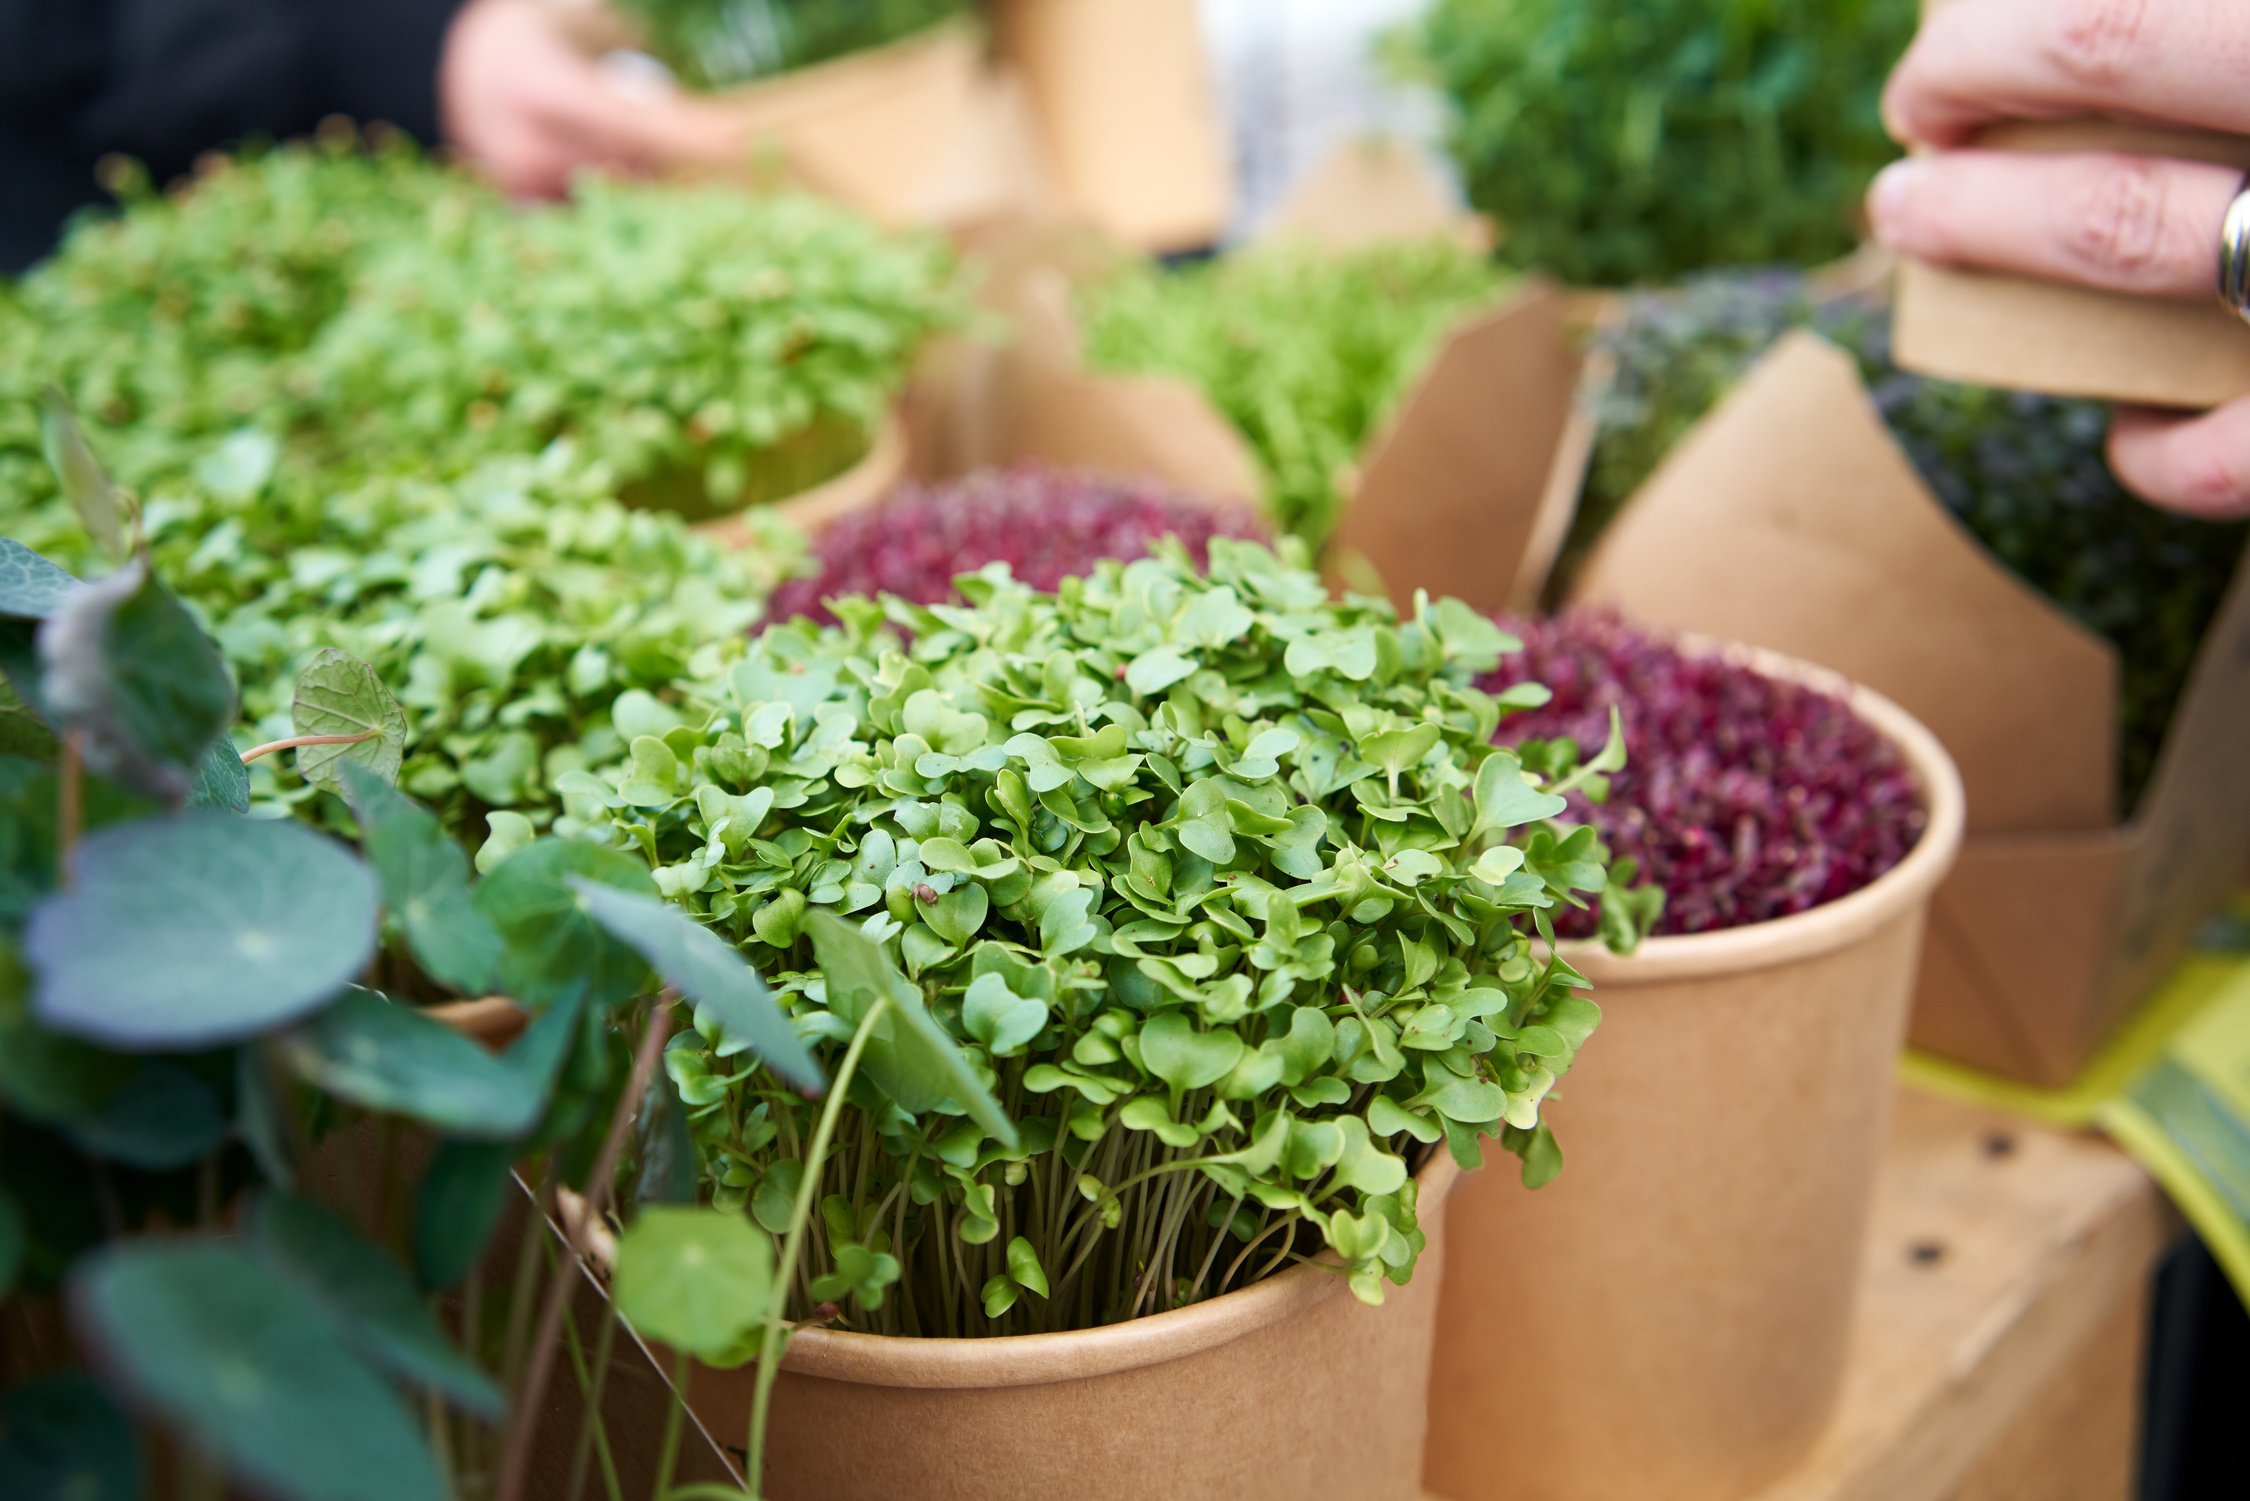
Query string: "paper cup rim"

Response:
xmin=775 ymin=1152 xmax=1460 ymax=1391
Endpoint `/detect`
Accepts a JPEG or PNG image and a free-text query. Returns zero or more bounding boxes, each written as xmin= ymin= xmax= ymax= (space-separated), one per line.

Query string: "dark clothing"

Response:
xmin=0 ymin=0 xmax=463 ymax=271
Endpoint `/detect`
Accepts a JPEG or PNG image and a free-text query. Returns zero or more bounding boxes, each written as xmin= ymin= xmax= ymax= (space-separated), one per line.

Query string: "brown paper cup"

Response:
xmin=1425 ymin=653 xmax=1966 ymax=1501
xmin=990 ymin=0 xmax=1233 ymax=253
xmin=668 ymin=21 xmax=996 ymax=228
xmin=642 ymin=1155 xmax=1461 ymax=1501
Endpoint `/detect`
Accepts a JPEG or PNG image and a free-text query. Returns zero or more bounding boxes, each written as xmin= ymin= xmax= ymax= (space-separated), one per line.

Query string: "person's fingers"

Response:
xmin=2108 ymin=402 xmax=2250 ymax=518
xmin=1868 ymin=150 xmax=2239 ymax=299
xmin=1885 ymin=0 xmax=2250 ymax=148
xmin=519 ymin=70 xmax=746 ymax=177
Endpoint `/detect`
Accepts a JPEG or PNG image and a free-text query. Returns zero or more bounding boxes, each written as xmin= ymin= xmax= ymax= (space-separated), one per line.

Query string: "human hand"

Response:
xmin=439 ymin=0 xmax=747 ymax=201
xmin=1868 ymin=0 xmax=2250 ymax=517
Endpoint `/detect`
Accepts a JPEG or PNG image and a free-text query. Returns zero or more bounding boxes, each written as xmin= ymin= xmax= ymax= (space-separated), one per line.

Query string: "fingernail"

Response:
xmin=1867 ymin=160 xmax=1924 ymax=251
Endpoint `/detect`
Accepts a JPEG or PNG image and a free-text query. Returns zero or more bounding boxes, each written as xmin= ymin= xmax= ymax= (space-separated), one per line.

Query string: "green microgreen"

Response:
xmin=1078 ymin=241 xmax=1513 ymax=549
xmin=587 ymin=538 xmax=1633 ymax=1341
xmin=1391 ymin=0 xmax=1914 ymax=285
xmin=617 ymin=0 xmax=969 ymax=89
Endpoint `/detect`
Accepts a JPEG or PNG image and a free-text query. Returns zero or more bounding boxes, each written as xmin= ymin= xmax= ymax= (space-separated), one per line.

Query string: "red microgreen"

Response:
xmin=1485 ymin=611 xmax=1926 ymax=938
xmin=765 ymin=467 xmax=1269 ymax=625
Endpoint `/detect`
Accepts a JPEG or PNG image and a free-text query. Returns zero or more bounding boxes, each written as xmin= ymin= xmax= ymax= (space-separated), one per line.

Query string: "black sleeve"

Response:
xmin=0 ymin=0 xmax=464 ymax=272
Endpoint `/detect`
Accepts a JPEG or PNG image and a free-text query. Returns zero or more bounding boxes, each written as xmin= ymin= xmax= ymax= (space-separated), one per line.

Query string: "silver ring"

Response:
xmin=2220 ymin=172 xmax=2250 ymax=325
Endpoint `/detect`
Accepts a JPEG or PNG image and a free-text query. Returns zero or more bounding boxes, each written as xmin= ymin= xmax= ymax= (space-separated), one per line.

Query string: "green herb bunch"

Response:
xmin=1574 ymin=271 xmax=2248 ymax=813
xmin=1078 ymin=241 xmax=1513 ymax=549
xmin=6 ymin=434 xmax=807 ymax=844
xmin=2 ymin=142 xmax=956 ymax=516
xmin=618 ymin=0 xmax=968 ymax=89
xmin=582 ymin=539 xmax=1638 ymax=1338
xmin=308 ymin=176 xmax=958 ymax=514
xmin=1393 ymin=0 xmax=1914 ymax=286
xmin=0 ymin=133 xmax=490 ymax=507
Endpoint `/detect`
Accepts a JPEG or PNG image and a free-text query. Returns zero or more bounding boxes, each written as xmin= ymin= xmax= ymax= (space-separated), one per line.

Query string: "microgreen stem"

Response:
xmin=650 ymin=1348 xmax=693 ymax=1501
xmin=496 ymin=1004 xmax=671 ymax=1501
xmin=745 ymin=993 xmax=889 ymax=1497
xmin=561 ymin=1294 xmax=625 ymax=1501
xmin=237 ymin=729 xmax=379 ymax=764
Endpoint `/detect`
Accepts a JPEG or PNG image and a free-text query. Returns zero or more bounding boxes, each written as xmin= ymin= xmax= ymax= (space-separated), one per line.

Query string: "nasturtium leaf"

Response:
xmin=69 ymin=1241 xmax=446 ymax=1501
xmin=473 ymin=838 xmax=657 ymax=1010
xmin=806 ymin=912 xmax=1017 ymax=1148
xmin=38 ymin=563 xmax=236 ymax=802
xmin=569 ymin=879 xmax=821 ymax=1093
xmin=344 ymin=765 xmax=503 ymax=994
xmin=1138 ymin=1012 xmax=1245 ymax=1092
xmin=190 ymin=736 xmax=251 ymax=813
xmin=63 ymin=1060 xmax=227 ymax=1171
xmin=612 ymin=1206 xmax=773 ymax=1365
xmin=413 ymin=1140 xmax=517 ymax=1291
xmin=282 ymin=989 xmax=577 ymax=1140
xmin=39 ymin=388 xmax=127 ymax=561
xmin=291 ymin=648 xmax=408 ymax=793
xmin=1472 ymin=750 xmax=1568 ymax=834
xmin=0 ymin=538 xmax=81 ymax=621
xmin=0 ymin=964 xmax=132 ymax=1125
xmin=245 ymin=1194 xmax=503 ymax=1417
xmin=0 ymin=1373 xmax=143 ymax=1501
xmin=26 ymin=812 xmax=378 ymax=1050
xmin=0 ymin=1186 xmax=21 ymax=1299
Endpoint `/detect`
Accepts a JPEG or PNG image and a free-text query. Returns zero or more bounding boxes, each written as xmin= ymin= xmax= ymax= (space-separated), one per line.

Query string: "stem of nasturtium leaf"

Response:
xmin=237 ymin=730 xmax=379 ymax=764
xmin=744 ymin=993 xmax=889 ymax=1499
xmin=57 ymin=729 xmax=83 ymax=887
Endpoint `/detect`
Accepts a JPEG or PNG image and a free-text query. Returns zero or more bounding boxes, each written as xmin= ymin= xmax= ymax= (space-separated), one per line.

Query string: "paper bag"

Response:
xmin=1569 ymin=335 xmax=2250 ymax=1084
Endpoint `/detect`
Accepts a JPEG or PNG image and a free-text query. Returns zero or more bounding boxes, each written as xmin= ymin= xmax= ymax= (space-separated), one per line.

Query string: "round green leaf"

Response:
xmin=292 ymin=648 xmax=408 ymax=794
xmin=283 ymin=989 xmax=577 ymax=1141
xmin=246 ymin=1194 xmax=503 ymax=1417
xmin=0 ymin=1373 xmax=143 ymax=1501
xmin=38 ymin=563 xmax=236 ymax=803
xmin=191 ymin=736 xmax=251 ymax=813
xmin=69 ymin=1241 xmax=445 ymax=1501
xmin=63 ymin=1060 xmax=227 ymax=1171
xmin=26 ymin=813 xmax=379 ymax=1050
xmin=0 ymin=538 xmax=81 ymax=622
xmin=613 ymin=1206 xmax=773 ymax=1364
xmin=413 ymin=1140 xmax=516 ymax=1292
xmin=344 ymin=766 xmax=503 ymax=994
